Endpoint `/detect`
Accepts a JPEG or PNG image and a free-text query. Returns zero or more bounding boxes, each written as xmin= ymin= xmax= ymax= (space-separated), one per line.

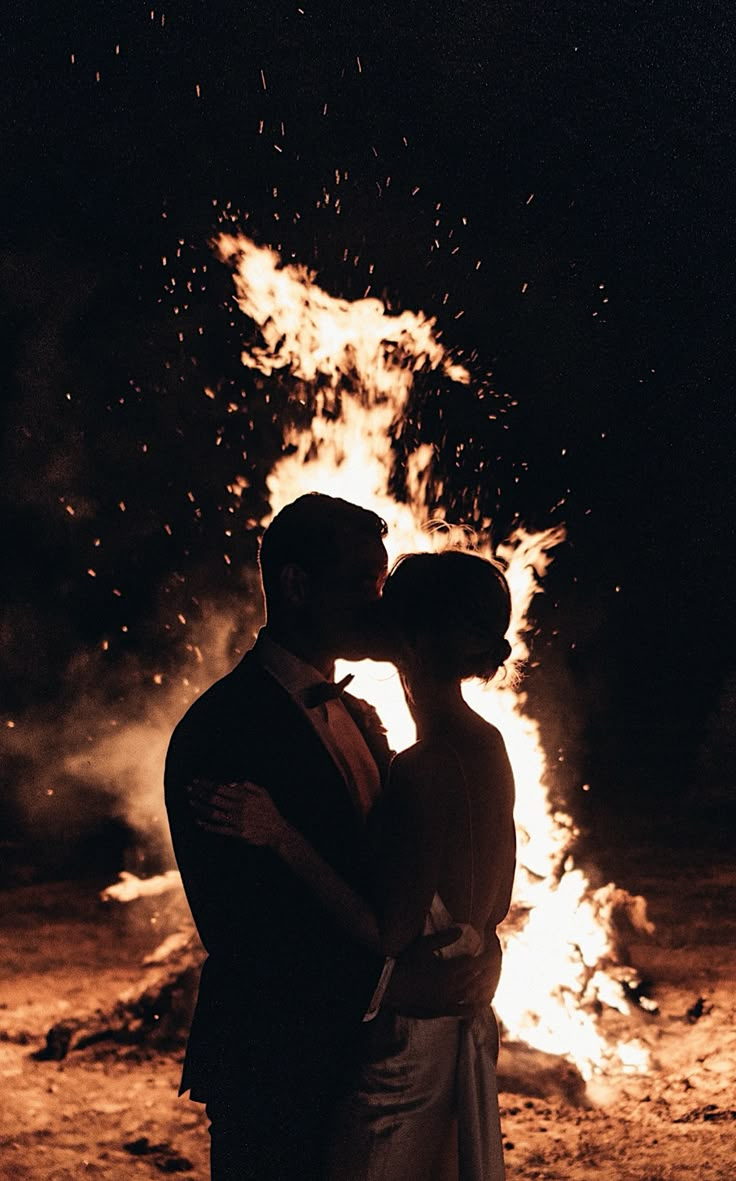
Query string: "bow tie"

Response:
xmin=303 ymin=673 xmax=354 ymax=709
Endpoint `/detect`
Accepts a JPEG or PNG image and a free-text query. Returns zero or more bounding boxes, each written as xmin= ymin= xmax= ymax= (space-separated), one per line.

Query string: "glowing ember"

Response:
xmin=217 ymin=233 xmax=649 ymax=1080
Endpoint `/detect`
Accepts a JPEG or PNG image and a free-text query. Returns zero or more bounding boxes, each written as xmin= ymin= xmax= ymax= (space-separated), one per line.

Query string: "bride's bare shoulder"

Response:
xmin=473 ymin=717 xmax=513 ymax=766
xmin=390 ymin=738 xmax=463 ymax=783
xmin=475 ymin=716 xmax=510 ymax=751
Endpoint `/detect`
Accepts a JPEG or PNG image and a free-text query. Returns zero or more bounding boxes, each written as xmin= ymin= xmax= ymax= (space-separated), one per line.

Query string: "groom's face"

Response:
xmin=310 ymin=534 xmax=388 ymax=660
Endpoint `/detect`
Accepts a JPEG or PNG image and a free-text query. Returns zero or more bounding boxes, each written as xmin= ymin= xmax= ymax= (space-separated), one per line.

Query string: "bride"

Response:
xmin=194 ymin=549 xmax=516 ymax=1180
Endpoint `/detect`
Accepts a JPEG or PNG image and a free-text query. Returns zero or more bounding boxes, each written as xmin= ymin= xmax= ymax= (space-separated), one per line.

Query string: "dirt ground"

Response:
xmin=1 ymin=827 xmax=734 ymax=1181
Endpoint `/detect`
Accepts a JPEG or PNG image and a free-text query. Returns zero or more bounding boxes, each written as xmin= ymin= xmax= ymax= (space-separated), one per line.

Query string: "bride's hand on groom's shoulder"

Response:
xmin=187 ymin=778 xmax=285 ymax=847
xmin=384 ymin=929 xmax=503 ymax=1018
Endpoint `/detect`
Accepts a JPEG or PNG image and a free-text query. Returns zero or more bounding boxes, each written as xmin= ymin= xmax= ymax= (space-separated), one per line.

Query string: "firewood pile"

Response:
xmin=33 ymin=872 xmax=203 ymax=1062
xmin=32 ymin=870 xmax=657 ymax=1108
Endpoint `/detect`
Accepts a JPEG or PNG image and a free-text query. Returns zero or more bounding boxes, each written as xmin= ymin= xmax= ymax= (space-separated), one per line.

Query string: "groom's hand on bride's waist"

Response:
xmin=383 ymin=929 xmax=503 ymax=1018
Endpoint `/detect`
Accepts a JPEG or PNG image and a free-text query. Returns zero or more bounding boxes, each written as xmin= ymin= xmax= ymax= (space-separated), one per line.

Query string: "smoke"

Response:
xmin=0 ymin=239 xmax=274 ymax=879
xmin=1 ymin=573 xmax=264 ymax=878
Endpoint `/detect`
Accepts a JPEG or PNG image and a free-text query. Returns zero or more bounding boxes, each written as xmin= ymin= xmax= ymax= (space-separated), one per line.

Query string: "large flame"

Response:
xmin=216 ymin=233 xmax=648 ymax=1079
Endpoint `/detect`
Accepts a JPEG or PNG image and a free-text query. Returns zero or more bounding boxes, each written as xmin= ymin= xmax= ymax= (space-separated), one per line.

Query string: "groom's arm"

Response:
xmin=165 ymin=688 xmax=386 ymax=1023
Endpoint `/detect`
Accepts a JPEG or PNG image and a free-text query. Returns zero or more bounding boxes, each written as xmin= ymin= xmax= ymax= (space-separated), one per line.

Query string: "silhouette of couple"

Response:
xmin=165 ymin=493 xmax=516 ymax=1180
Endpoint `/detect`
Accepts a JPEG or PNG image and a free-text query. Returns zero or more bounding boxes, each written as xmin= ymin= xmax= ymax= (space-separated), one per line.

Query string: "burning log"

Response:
xmin=100 ymin=869 xmax=183 ymax=903
xmin=33 ymin=940 xmax=202 ymax=1061
xmin=33 ymin=874 xmax=202 ymax=1062
xmin=496 ymin=1041 xmax=589 ymax=1107
xmin=123 ymin=1137 xmax=194 ymax=1173
xmin=33 ymin=937 xmax=202 ymax=1061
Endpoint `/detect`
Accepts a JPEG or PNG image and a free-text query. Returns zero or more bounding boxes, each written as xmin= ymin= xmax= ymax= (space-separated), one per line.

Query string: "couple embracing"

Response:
xmin=165 ymin=493 xmax=516 ymax=1180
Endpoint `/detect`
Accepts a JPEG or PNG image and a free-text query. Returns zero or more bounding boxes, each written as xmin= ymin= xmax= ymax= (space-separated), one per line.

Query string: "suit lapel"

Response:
xmin=341 ymin=692 xmax=393 ymax=785
xmin=232 ymin=654 xmax=367 ymax=827
xmin=230 ymin=654 xmax=391 ymax=835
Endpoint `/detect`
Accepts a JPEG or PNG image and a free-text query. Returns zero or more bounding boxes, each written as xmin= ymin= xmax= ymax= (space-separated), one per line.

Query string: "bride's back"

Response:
xmin=434 ymin=713 xmax=516 ymax=934
xmin=381 ymin=548 xmax=517 ymax=937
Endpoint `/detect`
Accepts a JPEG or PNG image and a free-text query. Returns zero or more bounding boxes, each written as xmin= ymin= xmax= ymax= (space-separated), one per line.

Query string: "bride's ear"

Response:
xmin=280 ymin=562 xmax=310 ymax=607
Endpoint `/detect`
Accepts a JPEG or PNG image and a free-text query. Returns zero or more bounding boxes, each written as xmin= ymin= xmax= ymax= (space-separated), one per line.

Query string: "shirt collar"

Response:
xmin=254 ymin=630 xmax=332 ymax=702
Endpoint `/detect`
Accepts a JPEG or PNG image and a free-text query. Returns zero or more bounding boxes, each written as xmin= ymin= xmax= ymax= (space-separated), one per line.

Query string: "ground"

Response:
xmin=1 ymin=823 xmax=734 ymax=1180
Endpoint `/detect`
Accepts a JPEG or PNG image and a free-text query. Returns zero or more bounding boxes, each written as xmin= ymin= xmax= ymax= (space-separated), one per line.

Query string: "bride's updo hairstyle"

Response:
xmin=382 ymin=549 xmax=512 ymax=682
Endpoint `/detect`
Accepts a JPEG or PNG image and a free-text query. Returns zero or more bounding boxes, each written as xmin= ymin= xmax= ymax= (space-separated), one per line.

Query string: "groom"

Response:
xmin=165 ymin=493 xmax=501 ymax=1181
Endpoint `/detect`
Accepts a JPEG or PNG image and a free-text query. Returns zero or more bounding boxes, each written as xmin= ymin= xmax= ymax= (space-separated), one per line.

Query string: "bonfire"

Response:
xmin=45 ymin=235 xmax=657 ymax=1096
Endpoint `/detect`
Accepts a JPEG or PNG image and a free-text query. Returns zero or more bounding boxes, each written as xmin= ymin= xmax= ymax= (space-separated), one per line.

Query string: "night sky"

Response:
xmin=2 ymin=2 xmax=734 ymax=873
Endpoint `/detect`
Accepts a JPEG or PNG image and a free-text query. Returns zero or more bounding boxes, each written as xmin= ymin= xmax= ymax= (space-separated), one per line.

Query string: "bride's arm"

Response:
xmin=189 ymin=780 xmax=383 ymax=953
xmin=368 ymin=743 xmax=454 ymax=955
xmin=189 ymin=749 xmax=453 ymax=958
xmin=276 ymin=814 xmax=382 ymax=952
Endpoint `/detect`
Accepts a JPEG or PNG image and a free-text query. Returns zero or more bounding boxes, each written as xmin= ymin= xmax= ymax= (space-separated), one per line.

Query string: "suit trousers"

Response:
xmin=207 ymin=1080 xmax=326 ymax=1181
xmin=204 ymin=1017 xmax=352 ymax=1181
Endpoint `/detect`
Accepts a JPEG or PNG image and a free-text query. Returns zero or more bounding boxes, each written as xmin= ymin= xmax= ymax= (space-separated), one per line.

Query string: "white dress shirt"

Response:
xmin=254 ymin=631 xmax=381 ymax=816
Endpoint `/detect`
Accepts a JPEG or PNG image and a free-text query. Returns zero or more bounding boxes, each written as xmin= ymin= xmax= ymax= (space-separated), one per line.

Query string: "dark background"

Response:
xmin=2 ymin=1 xmax=734 ymax=877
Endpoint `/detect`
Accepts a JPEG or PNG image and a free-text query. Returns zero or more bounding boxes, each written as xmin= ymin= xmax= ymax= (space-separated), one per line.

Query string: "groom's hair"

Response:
xmin=259 ymin=493 xmax=387 ymax=603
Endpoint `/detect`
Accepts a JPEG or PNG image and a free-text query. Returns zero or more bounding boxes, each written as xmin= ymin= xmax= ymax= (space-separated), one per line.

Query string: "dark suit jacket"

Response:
xmin=164 ymin=649 xmax=391 ymax=1104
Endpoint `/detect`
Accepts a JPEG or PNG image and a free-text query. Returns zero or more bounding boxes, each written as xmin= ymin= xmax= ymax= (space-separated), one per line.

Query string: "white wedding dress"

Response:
xmin=328 ymin=894 xmax=506 ymax=1181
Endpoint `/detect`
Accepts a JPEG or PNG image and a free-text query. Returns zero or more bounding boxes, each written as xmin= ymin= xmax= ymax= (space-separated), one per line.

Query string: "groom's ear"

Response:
xmin=280 ymin=562 xmax=311 ymax=607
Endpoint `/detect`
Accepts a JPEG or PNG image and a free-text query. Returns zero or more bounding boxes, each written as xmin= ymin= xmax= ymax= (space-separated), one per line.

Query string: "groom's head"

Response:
xmin=259 ymin=493 xmax=389 ymax=661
